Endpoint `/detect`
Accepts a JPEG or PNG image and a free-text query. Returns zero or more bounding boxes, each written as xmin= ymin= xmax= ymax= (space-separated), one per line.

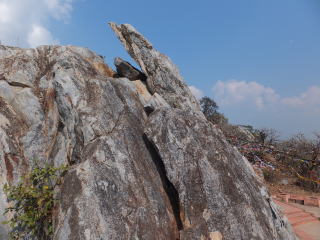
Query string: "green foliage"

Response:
xmin=2 ymin=163 xmax=68 ymax=240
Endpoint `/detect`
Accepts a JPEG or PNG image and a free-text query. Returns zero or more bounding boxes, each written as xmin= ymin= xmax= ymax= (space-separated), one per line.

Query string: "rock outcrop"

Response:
xmin=109 ymin=23 xmax=201 ymax=113
xmin=0 ymin=23 xmax=297 ymax=239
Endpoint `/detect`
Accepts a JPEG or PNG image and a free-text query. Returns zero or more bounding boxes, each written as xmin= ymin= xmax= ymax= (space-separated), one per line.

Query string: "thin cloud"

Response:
xmin=212 ymin=80 xmax=320 ymax=110
xmin=213 ymin=80 xmax=279 ymax=109
xmin=27 ymin=24 xmax=59 ymax=47
xmin=282 ymin=86 xmax=320 ymax=110
xmin=211 ymin=79 xmax=320 ymax=136
xmin=0 ymin=0 xmax=75 ymax=47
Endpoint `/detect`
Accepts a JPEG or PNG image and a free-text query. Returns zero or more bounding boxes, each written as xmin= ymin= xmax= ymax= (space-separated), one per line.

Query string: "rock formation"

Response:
xmin=0 ymin=23 xmax=297 ymax=239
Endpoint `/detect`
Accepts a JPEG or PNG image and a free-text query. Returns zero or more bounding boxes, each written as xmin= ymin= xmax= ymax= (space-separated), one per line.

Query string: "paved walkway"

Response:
xmin=274 ymin=199 xmax=320 ymax=240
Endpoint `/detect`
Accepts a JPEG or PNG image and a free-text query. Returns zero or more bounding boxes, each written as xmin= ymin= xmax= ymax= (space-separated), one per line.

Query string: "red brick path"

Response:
xmin=274 ymin=199 xmax=320 ymax=240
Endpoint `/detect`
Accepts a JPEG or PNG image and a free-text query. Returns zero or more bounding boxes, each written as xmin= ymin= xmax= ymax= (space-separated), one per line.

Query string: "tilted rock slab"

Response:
xmin=109 ymin=23 xmax=201 ymax=113
xmin=0 ymin=24 xmax=296 ymax=240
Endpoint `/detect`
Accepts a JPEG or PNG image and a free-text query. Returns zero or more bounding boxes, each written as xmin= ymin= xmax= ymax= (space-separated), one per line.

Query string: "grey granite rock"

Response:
xmin=0 ymin=23 xmax=297 ymax=240
xmin=144 ymin=108 xmax=296 ymax=240
xmin=109 ymin=23 xmax=201 ymax=113
xmin=0 ymin=45 xmax=178 ymax=240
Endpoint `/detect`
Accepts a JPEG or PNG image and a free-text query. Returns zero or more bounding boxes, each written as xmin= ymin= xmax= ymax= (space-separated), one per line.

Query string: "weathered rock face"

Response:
xmin=109 ymin=23 xmax=201 ymax=113
xmin=0 ymin=45 xmax=177 ymax=240
xmin=144 ymin=109 xmax=293 ymax=239
xmin=0 ymin=24 xmax=297 ymax=240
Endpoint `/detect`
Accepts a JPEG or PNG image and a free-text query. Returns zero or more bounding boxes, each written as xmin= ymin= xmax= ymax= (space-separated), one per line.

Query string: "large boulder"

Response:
xmin=0 ymin=24 xmax=297 ymax=240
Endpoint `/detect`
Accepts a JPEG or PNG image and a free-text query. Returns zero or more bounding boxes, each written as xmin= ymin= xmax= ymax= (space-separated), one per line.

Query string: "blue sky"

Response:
xmin=1 ymin=0 xmax=319 ymax=137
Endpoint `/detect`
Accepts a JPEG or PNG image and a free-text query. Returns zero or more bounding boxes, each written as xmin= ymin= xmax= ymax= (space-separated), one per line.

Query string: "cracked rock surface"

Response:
xmin=0 ymin=24 xmax=297 ymax=239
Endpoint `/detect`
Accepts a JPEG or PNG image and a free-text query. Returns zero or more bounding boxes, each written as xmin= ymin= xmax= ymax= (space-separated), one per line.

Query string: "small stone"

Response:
xmin=281 ymin=178 xmax=289 ymax=185
xmin=210 ymin=231 xmax=223 ymax=240
xmin=114 ymin=57 xmax=146 ymax=81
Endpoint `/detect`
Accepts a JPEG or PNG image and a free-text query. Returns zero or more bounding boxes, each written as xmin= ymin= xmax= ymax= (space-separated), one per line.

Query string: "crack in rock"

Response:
xmin=143 ymin=134 xmax=183 ymax=231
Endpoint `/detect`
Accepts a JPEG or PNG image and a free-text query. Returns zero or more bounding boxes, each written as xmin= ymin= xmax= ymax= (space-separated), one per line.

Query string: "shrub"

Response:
xmin=2 ymin=163 xmax=68 ymax=240
xmin=296 ymin=177 xmax=320 ymax=192
xmin=262 ymin=168 xmax=279 ymax=183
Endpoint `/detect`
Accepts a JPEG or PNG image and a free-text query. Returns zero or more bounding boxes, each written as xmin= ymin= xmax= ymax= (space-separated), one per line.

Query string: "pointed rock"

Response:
xmin=109 ymin=22 xmax=201 ymax=112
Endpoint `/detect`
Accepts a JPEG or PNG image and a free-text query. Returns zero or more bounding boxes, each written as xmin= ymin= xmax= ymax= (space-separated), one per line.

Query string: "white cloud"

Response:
xmin=0 ymin=3 xmax=11 ymax=23
xmin=282 ymin=86 xmax=320 ymax=109
xmin=27 ymin=24 xmax=58 ymax=48
xmin=189 ymin=85 xmax=204 ymax=99
xmin=213 ymin=79 xmax=320 ymax=110
xmin=212 ymin=80 xmax=320 ymax=136
xmin=213 ymin=80 xmax=279 ymax=109
xmin=45 ymin=0 xmax=74 ymax=21
xmin=0 ymin=0 xmax=75 ymax=47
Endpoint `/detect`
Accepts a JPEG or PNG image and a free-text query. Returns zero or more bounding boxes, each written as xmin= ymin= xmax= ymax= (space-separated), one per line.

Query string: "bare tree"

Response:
xmin=311 ymin=132 xmax=320 ymax=161
xmin=255 ymin=128 xmax=279 ymax=145
xmin=200 ymin=96 xmax=218 ymax=120
xmin=199 ymin=96 xmax=228 ymax=125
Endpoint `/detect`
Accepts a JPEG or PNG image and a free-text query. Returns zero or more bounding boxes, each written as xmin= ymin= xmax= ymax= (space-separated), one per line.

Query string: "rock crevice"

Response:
xmin=142 ymin=134 xmax=183 ymax=232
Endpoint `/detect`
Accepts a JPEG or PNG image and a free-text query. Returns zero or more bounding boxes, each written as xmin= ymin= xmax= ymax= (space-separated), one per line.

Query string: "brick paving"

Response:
xmin=274 ymin=199 xmax=320 ymax=240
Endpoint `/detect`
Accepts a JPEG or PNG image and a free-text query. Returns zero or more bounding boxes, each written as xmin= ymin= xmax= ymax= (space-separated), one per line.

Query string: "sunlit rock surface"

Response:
xmin=0 ymin=24 xmax=297 ymax=239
